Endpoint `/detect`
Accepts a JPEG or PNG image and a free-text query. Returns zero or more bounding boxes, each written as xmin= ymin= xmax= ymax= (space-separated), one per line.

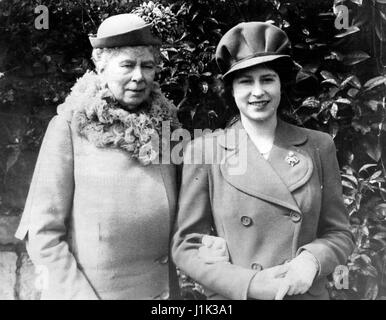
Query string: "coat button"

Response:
xmin=251 ymin=263 xmax=263 ymax=271
xmin=290 ymin=211 xmax=302 ymax=223
xmin=157 ymin=255 xmax=169 ymax=265
xmin=240 ymin=216 xmax=253 ymax=227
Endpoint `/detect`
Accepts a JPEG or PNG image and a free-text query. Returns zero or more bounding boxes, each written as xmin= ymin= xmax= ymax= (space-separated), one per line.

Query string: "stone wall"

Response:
xmin=0 ymin=113 xmax=45 ymax=300
xmin=0 ymin=217 xmax=41 ymax=300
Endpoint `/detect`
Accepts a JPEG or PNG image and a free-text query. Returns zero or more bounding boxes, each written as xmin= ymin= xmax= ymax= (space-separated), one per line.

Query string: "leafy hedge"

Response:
xmin=0 ymin=0 xmax=385 ymax=299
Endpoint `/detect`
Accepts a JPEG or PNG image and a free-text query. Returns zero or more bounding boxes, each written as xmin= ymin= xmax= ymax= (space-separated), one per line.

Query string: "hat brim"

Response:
xmin=89 ymin=24 xmax=161 ymax=48
xmin=222 ymin=55 xmax=293 ymax=80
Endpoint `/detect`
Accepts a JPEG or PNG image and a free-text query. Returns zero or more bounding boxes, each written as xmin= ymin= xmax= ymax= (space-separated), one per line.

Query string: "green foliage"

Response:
xmin=0 ymin=0 xmax=385 ymax=299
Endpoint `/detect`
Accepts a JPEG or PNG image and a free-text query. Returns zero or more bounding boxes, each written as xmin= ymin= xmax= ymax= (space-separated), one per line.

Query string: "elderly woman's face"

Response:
xmin=102 ymin=46 xmax=156 ymax=109
xmin=232 ymin=65 xmax=281 ymax=123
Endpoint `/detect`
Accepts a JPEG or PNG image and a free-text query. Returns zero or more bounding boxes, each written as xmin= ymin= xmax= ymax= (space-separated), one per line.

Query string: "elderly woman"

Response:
xmin=172 ymin=22 xmax=355 ymax=300
xmin=15 ymin=13 xmax=182 ymax=300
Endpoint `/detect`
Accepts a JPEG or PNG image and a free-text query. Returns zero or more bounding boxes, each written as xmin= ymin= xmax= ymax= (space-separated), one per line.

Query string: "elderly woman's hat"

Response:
xmin=89 ymin=13 xmax=161 ymax=48
xmin=216 ymin=22 xmax=297 ymax=80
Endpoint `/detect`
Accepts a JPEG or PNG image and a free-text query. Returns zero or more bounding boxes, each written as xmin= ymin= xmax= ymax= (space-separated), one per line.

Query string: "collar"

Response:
xmin=217 ymin=119 xmax=308 ymax=150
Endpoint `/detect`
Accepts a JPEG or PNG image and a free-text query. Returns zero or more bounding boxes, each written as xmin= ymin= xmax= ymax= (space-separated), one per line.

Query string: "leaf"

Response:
xmin=165 ymin=47 xmax=179 ymax=53
xmin=370 ymin=170 xmax=382 ymax=180
xmin=373 ymin=232 xmax=386 ymax=241
xmin=364 ymin=76 xmax=386 ymax=90
xmin=330 ymin=103 xmax=339 ymax=118
xmin=329 ymin=121 xmax=340 ymax=138
xmin=295 ymin=44 xmax=308 ymax=50
xmin=334 ymin=0 xmax=345 ymax=5
xmin=348 ymin=88 xmax=359 ymax=98
xmin=328 ymin=87 xmax=340 ymax=98
xmin=301 ymin=97 xmax=320 ymax=108
xmin=366 ymin=100 xmax=380 ymax=111
xmin=325 ymin=51 xmax=344 ymax=61
xmin=336 ymin=98 xmax=352 ymax=104
xmin=178 ymin=31 xmax=190 ymax=41
xmin=342 ymin=51 xmax=371 ymax=65
xmin=349 ymin=76 xmax=362 ymax=89
xmin=359 ymin=164 xmax=378 ymax=173
xmin=342 ymin=180 xmax=355 ymax=189
xmin=363 ymin=142 xmax=382 ymax=162
xmin=335 ymin=26 xmax=360 ymax=38
xmin=321 ymin=100 xmax=333 ymax=112
xmin=360 ymin=254 xmax=372 ymax=265
xmin=211 ymin=29 xmax=223 ymax=38
xmin=206 ymin=17 xmax=219 ymax=25
xmin=378 ymin=8 xmax=386 ymax=21
xmin=342 ymin=174 xmax=358 ymax=186
xmin=375 ymin=204 xmax=386 ymax=218
xmin=160 ymin=50 xmax=169 ymax=61
xmin=320 ymin=70 xmax=339 ymax=81
xmin=302 ymin=63 xmax=320 ymax=74
xmin=296 ymin=70 xmax=318 ymax=83
xmin=322 ymin=79 xmax=340 ymax=86
xmin=340 ymin=75 xmax=354 ymax=89
xmin=192 ymin=11 xmax=200 ymax=21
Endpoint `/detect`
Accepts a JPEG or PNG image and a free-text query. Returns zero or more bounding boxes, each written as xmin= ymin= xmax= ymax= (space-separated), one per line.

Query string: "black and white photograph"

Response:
xmin=0 ymin=0 xmax=385 ymax=307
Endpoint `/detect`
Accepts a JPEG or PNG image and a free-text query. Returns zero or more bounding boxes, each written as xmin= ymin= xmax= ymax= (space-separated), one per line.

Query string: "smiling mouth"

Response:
xmin=126 ymin=88 xmax=146 ymax=96
xmin=249 ymin=101 xmax=270 ymax=109
xmin=127 ymin=88 xmax=145 ymax=92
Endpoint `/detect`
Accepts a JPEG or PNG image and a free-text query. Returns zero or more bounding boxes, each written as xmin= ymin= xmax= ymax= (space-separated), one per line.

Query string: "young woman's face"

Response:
xmin=102 ymin=46 xmax=156 ymax=110
xmin=232 ymin=65 xmax=281 ymax=123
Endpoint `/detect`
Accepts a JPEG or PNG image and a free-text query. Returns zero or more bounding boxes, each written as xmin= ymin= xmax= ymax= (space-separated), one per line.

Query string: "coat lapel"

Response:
xmin=268 ymin=120 xmax=314 ymax=192
xmin=219 ymin=120 xmax=313 ymax=213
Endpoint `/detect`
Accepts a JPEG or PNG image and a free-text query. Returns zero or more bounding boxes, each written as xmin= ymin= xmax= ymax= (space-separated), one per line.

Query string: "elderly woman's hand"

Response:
xmin=274 ymin=250 xmax=319 ymax=299
xmin=198 ymin=235 xmax=230 ymax=264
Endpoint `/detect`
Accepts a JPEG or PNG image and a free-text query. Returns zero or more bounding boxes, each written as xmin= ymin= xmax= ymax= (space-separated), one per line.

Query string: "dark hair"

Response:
xmin=222 ymin=59 xmax=296 ymax=126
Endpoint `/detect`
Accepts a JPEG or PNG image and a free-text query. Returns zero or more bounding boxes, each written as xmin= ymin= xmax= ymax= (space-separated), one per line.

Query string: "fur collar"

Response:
xmin=57 ymin=71 xmax=180 ymax=165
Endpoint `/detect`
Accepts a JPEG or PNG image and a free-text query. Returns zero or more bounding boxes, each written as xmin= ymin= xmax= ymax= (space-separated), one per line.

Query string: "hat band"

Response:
xmin=229 ymin=51 xmax=284 ymax=69
xmin=89 ymin=25 xmax=161 ymax=48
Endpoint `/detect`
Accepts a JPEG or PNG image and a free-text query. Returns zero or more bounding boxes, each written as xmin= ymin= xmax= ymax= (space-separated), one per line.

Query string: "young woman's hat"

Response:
xmin=216 ymin=22 xmax=297 ymax=80
xmin=89 ymin=13 xmax=161 ymax=48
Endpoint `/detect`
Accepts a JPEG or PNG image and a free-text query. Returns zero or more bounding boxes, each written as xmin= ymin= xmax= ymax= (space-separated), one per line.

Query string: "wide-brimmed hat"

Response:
xmin=216 ymin=22 xmax=297 ymax=80
xmin=89 ymin=13 xmax=161 ymax=48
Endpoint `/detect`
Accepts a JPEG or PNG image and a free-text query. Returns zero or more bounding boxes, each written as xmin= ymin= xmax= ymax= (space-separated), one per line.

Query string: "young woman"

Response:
xmin=172 ymin=22 xmax=355 ymax=300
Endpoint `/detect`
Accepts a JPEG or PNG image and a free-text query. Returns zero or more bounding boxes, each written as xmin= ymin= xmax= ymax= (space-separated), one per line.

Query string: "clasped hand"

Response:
xmin=198 ymin=235 xmax=319 ymax=299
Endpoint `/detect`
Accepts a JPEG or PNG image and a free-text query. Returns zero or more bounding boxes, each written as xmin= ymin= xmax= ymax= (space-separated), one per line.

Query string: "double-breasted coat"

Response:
xmin=171 ymin=119 xmax=355 ymax=300
xmin=15 ymin=111 xmax=179 ymax=300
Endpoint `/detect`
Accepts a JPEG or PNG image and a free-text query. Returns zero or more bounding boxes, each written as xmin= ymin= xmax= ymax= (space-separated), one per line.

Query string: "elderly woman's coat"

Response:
xmin=15 ymin=92 xmax=179 ymax=301
xmin=172 ymin=119 xmax=354 ymax=300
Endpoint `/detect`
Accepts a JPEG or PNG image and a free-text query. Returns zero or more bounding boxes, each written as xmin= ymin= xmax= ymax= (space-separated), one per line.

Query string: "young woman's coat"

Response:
xmin=172 ymin=119 xmax=354 ymax=300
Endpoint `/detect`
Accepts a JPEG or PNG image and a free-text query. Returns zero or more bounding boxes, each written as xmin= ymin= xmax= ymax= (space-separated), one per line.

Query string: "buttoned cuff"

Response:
xmin=296 ymin=247 xmax=322 ymax=277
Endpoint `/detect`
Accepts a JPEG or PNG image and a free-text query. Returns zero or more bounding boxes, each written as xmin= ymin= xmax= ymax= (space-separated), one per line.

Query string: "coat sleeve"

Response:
xmin=171 ymin=138 xmax=259 ymax=300
xmin=15 ymin=115 xmax=99 ymax=300
xmin=297 ymin=133 xmax=355 ymax=277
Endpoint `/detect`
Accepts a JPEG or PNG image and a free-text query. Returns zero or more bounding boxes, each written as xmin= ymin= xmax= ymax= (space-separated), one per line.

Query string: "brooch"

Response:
xmin=285 ymin=151 xmax=300 ymax=167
